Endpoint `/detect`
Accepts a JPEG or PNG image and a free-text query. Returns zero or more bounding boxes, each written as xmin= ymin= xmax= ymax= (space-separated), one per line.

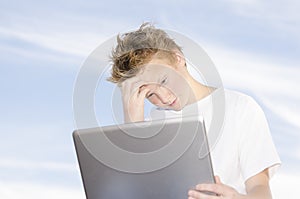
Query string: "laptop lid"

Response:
xmin=73 ymin=116 xmax=215 ymax=199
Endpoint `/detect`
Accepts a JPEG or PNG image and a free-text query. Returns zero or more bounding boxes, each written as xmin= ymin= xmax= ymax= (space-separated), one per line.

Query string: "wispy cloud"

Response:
xmin=0 ymin=181 xmax=84 ymax=199
xmin=0 ymin=158 xmax=77 ymax=172
xmin=223 ymin=0 xmax=300 ymax=37
xmin=224 ymin=0 xmax=300 ymax=23
xmin=260 ymin=97 xmax=300 ymax=131
xmin=1 ymin=1 xmax=299 ymax=199
xmin=197 ymin=42 xmax=300 ymax=171
xmin=204 ymin=42 xmax=299 ymax=98
xmin=0 ymin=26 xmax=99 ymax=58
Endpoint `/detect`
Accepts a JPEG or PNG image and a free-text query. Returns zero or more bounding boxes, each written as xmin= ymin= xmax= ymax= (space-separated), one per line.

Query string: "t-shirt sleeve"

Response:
xmin=238 ymin=96 xmax=281 ymax=182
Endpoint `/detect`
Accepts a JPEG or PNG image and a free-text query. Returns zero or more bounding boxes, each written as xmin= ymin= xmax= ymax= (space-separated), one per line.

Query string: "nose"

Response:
xmin=156 ymin=86 xmax=173 ymax=104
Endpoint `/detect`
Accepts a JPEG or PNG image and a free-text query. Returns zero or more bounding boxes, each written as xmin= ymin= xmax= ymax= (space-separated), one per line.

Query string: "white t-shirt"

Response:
xmin=149 ymin=88 xmax=281 ymax=194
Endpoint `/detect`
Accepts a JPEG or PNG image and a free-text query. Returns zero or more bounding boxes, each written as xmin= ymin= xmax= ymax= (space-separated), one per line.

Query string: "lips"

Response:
xmin=169 ymin=98 xmax=177 ymax=106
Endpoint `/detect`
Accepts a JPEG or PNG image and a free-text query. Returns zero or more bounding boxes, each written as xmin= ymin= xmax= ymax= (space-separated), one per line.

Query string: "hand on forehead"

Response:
xmin=121 ymin=63 xmax=178 ymax=89
xmin=138 ymin=63 xmax=177 ymax=83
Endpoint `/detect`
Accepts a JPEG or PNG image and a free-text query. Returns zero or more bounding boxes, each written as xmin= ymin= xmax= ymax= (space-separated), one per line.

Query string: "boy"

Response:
xmin=108 ymin=23 xmax=280 ymax=199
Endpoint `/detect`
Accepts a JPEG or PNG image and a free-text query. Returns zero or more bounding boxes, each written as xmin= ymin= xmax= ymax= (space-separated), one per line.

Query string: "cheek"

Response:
xmin=166 ymin=79 xmax=190 ymax=104
xmin=148 ymin=96 xmax=161 ymax=106
xmin=167 ymin=81 xmax=185 ymax=96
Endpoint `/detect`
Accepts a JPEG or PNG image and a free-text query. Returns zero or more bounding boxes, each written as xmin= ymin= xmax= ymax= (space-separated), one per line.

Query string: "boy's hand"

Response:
xmin=120 ymin=77 xmax=150 ymax=123
xmin=188 ymin=170 xmax=271 ymax=199
xmin=188 ymin=176 xmax=243 ymax=199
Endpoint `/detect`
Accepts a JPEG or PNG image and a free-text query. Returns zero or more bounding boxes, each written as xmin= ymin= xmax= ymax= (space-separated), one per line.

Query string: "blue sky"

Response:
xmin=0 ymin=0 xmax=299 ymax=198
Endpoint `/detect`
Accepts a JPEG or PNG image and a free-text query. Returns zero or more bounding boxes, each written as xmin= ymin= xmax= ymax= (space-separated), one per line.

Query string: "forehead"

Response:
xmin=137 ymin=63 xmax=175 ymax=83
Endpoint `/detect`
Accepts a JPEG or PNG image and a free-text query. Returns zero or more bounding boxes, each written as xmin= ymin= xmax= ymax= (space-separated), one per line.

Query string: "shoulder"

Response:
xmin=224 ymin=89 xmax=256 ymax=104
xmin=219 ymin=89 xmax=268 ymax=129
xmin=223 ymin=89 xmax=263 ymax=112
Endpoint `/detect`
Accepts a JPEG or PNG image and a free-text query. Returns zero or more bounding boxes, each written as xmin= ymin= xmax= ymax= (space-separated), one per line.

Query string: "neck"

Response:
xmin=186 ymin=76 xmax=215 ymax=105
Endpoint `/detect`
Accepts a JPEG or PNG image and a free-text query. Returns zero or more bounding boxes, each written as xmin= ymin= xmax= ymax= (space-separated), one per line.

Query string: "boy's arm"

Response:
xmin=188 ymin=169 xmax=272 ymax=199
xmin=120 ymin=78 xmax=149 ymax=123
xmin=244 ymin=169 xmax=272 ymax=199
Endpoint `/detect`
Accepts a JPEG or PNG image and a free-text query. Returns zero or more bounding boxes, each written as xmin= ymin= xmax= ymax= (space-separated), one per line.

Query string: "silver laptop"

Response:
xmin=73 ymin=116 xmax=215 ymax=199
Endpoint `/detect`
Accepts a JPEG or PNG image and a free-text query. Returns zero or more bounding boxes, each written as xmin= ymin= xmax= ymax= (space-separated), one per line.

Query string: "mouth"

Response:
xmin=169 ymin=98 xmax=177 ymax=106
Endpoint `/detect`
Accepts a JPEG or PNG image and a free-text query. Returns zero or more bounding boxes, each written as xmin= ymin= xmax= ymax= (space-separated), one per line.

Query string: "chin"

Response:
xmin=169 ymin=105 xmax=182 ymax=111
xmin=173 ymin=107 xmax=182 ymax=111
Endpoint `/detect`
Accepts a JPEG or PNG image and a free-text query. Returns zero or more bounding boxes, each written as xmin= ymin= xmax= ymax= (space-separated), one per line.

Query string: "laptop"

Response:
xmin=73 ymin=116 xmax=215 ymax=199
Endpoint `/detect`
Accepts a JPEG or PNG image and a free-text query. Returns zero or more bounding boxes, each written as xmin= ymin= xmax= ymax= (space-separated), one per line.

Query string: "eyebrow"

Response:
xmin=158 ymin=75 xmax=167 ymax=84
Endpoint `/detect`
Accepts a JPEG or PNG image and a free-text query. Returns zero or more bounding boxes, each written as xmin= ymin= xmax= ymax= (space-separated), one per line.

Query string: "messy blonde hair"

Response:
xmin=108 ymin=23 xmax=183 ymax=83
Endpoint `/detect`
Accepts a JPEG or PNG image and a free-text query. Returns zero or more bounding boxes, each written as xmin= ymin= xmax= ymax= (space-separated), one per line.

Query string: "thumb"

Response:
xmin=215 ymin=176 xmax=222 ymax=184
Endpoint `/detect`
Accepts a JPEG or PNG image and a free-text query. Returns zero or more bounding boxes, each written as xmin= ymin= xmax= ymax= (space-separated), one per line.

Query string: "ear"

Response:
xmin=174 ymin=51 xmax=186 ymax=68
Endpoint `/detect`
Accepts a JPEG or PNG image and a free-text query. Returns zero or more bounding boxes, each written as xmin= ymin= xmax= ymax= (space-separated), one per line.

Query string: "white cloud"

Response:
xmin=0 ymin=17 xmax=139 ymax=67
xmin=223 ymin=0 xmax=300 ymax=37
xmin=223 ymin=0 xmax=262 ymax=8
xmin=0 ymin=11 xmax=132 ymax=61
xmin=1 ymin=4 xmax=299 ymax=198
xmin=201 ymin=42 xmax=300 ymax=130
xmin=0 ymin=158 xmax=77 ymax=172
xmin=0 ymin=26 xmax=99 ymax=57
xmin=259 ymin=97 xmax=300 ymax=130
xmin=0 ymin=181 xmax=85 ymax=199
xmin=0 ymin=42 xmax=80 ymax=66
xmin=223 ymin=0 xmax=300 ymax=21
xmin=204 ymin=42 xmax=299 ymax=95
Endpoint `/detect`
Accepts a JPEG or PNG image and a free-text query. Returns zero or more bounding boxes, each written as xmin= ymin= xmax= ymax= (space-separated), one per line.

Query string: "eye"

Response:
xmin=147 ymin=93 xmax=154 ymax=98
xmin=161 ymin=77 xmax=167 ymax=85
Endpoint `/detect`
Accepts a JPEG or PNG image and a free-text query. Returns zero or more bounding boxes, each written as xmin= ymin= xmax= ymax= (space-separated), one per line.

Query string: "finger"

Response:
xmin=137 ymin=86 xmax=150 ymax=98
xmin=124 ymin=86 xmax=149 ymax=104
xmin=138 ymin=84 xmax=151 ymax=94
xmin=128 ymin=83 xmax=149 ymax=98
xmin=215 ymin=176 xmax=221 ymax=184
xmin=133 ymin=80 xmax=147 ymax=91
xmin=188 ymin=189 xmax=218 ymax=199
xmin=195 ymin=184 xmax=224 ymax=196
xmin=120 ymin=76 xmax=141 ymax=90
xmin=121 ymin=79 xmax=145 ymax=100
